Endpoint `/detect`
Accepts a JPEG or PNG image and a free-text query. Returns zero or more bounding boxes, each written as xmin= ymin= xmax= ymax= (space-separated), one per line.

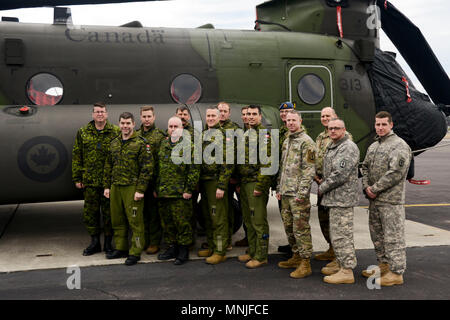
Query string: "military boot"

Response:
xmin=314 ymin=246 xmax=335 ymax=261
xmin=238 ymin=254 xmax=252 ymax=263
xmin=125 ymin=255 xmax=140 ymax=266
xmin=158 ymin=245 xmax=178 ymax=260
xmin=321 ymin=259 xmax=340 ymax=275
xmin=290 ymin=259 xmax=312 ymax=279
xmin=234 ymin=237 xmax=248 ymax=247
xmin=103 ymin=235 xmax=113 ymax=255
xmin=206 ymin=253 xmax=227 ymax=265
xmin=362 ymin=262 xmax=389 ymax=278
xmin=174 ymin=245 xmax=189 ymax=265
xmin=106 ymin=250 xmax=128 ymax=259
xmin=197 ymin=249 xmax=213 ymax=257
xmin=278 ymin=252 xmax=302 ymax=269
xmin=245 ymin=259 xmax=268 ymax=269
xmin=323 ymin=267 xmax=355 ymax=284
xmin=375 ymin=270 xmax=404 ymax=286
xmin=83 ymin=235 xmax=101 ymax=256
xmin=145 ymin=245 xmax=160 ymax=255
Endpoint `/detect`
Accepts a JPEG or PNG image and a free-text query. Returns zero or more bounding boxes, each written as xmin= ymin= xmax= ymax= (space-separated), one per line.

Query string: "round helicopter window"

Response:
xmin=27 ymin=73 xmax=63 ymax=105
xmin=170 ymin=74 xmax=202 ymax=104
xmin=297 ymin=74 xmax=325 ymax=105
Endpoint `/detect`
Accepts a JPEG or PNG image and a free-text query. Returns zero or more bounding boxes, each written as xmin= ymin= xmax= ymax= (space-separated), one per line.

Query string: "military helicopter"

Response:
xmin=0 ymin=0 xmax=449 ymax=212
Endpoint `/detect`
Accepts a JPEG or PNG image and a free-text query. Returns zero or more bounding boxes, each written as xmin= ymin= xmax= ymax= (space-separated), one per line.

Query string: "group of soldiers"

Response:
xmin=72 ymin=101 xmax=411 ymax=287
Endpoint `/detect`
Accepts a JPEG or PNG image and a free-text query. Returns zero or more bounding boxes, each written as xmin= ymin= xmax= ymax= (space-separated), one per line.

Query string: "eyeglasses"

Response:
xmin=328 ymin=127 xmax=343 ymax=131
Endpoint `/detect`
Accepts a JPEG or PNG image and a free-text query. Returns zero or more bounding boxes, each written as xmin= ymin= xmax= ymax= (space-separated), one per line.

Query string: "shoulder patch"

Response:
xmin=306 ymin=148 xmax=315 ymax=164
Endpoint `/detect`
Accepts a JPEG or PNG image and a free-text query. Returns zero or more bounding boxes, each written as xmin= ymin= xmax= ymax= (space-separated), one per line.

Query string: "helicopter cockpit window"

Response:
xmin=297 ymin=74 xmax=326 ymax=105
xmin=26 ymin=73 xmax=63 ymax=105
xmin=170 ymin=74 xmax=202 ymax=104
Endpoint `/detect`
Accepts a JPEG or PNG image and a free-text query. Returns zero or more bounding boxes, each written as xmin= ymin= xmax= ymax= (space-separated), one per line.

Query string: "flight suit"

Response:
xmin=237 ymin=124 xmax=274 ymax=262
xmin=137 ymin=124 xmax=166 ymax=248
xmin=277 ymin=129 xmax=316 ymax=259
xmin=200 ymin=123 xmax=234 ymax=255
xmin=103 ymin=131 xmax=154 ymax=257
xmin=319 ymin=136 xmax=360 ymax=269
xmin=156 ymin=135 xmax=200 ymax=246
xmin=72 ymin=120 xmax=120 ymax=237
xmin=361 ymin=131 xmax=412 ymax=274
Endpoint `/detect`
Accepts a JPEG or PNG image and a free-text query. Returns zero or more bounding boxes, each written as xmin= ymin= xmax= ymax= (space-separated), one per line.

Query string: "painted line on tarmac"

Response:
xmin=359 ymin=204 xmax=450 ymax=209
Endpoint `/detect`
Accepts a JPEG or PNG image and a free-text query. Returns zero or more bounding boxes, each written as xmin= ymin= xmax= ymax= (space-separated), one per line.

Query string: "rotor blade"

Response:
xmin=0 ymin=1 xmax=166 ymax=11
xmin=378 ymin=0 xmax=450 ymax=105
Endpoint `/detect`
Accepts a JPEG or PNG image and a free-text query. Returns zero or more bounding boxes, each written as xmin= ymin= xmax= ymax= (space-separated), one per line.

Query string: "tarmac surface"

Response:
xmin=0 ymin=137 xmax=449 ymax=301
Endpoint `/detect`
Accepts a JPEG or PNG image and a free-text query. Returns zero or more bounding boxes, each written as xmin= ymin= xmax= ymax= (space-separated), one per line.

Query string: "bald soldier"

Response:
xmin=276 ymin=111 xmax=316 ymax=279
xmin=361 ymin=111 xmax=412 ymax=286
xmin=318 ymin=118 xmax=360 ymax=284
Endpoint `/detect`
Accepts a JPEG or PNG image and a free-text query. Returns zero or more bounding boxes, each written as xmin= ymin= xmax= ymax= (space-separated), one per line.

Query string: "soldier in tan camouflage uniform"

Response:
xmin=318 ymin=118 xmax=360 ymax=284
xmin=361 ymin=111 xmax=412 ymax=286
xmin=276 ymin=111 xmax=316 ymax=278
xmin=137 ymin=106 xmax=167 ymax=255
xmin=103 ymin=112 xmax=154 ymax=266
xmin=72 ymin=102 xmax=120 ymax=256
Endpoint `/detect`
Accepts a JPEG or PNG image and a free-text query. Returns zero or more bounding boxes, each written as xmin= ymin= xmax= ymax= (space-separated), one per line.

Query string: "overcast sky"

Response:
xmin=1 ymin=0 xmax=449 ymax=94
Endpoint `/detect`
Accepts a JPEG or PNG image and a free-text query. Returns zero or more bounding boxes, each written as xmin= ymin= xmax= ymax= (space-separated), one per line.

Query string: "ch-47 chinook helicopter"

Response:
xmin=0 ymin=0 xmax=449 ymax=212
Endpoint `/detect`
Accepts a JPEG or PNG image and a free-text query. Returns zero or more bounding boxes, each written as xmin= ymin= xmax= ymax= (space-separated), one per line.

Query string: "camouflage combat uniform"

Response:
xmin=277 ymin=129 xmax=316 ymax=259
xmin=136 ymin=124 xmax=166 ymax=248
xmin=103 ymin=131 xmax=154 ymax=257
xmin=220 ymin=119 xmax=241 ymax=244
xmin=200 ymin=123 xmax=234 ymax=255
xmin=156 ymin=135 xmax=200 ymax=246
xmin=237 ymin=124 xmax=274 ymax=262
xmin=319 ymin=136 xmax=360 ymax=269
xmin=72 ymin=120 xmax=120 ymax=237
xmin=361 ymin=131 xmax=411 ymax=275
xmin=315 ymin=129 xmax=353 ymax=244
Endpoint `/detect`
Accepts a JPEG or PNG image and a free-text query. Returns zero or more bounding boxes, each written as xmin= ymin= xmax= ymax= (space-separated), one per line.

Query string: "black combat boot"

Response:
xmin=157 ymin=245 xmax=178 ymax=260
xmin=103 ymin=235 xmax=113 ymax=255
xmin=125 ymin=255 xmax=141 ymax=266
xmin=106 ymin=250 xmax=129 ymax=259
xmin=82 ymin=234 xmax=101 ymax=256
xmin=174 ymin=245 xmax=189 ymax=265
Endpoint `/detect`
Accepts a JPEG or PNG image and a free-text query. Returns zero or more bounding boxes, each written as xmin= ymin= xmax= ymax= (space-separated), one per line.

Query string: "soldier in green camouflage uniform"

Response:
xmin=72 ymin=102 xmax=120 ymax=256
xmin=217 ymin=102 xmax=241 ymax=249
xmin=103 ymin=112 xmax=154 ymax=266
xmin=237 ymin=105 xmax=275 ymax=268
xmin=156 ymin=117 xmax=200 ymax=265
xmin=361 ymin=111 xmax=411 ymax=286
xmin=276 ymin=111 xmax=316 ymax=278
xmin=318 ymin=119 xmax=360 ymax=284
xmin=198 ymin=107 xmax=235 ymax=264
xmin=314 ymin=107 xmax=353 ymax=261
xmin=137 ymin=106 xmax=167 ymax=254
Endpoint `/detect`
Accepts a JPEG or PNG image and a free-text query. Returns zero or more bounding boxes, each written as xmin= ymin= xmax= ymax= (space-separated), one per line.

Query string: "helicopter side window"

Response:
xmin=26 ymin=73 xmax=63 ymax=106
xmin=297 ymin=74 xmax=325 ymax=105
xmin=170 ymin=74 xmax=202 ymax=104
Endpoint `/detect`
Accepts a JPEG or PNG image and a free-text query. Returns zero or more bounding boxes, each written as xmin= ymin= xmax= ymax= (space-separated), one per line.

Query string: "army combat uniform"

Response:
xmin=237 ymin=124 xmax=273 ymax=263
xmin=156 ymin=135 xmax=200 ymax=247
xmin=315 ymin=129 xmax=353 ymax=246
xmin=361 ymin=131 xmax=411 ymax=275
xmin=200 ymin=123 xmax=234 ymax=256
xmin=72 ymin=120 xmax=120 ymax=238
xmin=319 ymin=135 xmax=360 ymax=270
xmin=103 ymin=132 xmax=154 ymax=257
xmin=136 ymin=124 xmax=166 ymax=249
xmin=277 ymin=129 xmax=316 ymax=259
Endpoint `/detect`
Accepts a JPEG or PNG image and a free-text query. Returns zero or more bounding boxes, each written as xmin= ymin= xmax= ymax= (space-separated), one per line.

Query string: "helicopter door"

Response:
xmin=287 ymin=61 xmax=334 ymax=136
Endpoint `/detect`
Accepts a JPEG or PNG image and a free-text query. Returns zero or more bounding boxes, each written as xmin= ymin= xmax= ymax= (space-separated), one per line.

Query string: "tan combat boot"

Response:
xmin=321 ymin=259 xmax=340 ymax=275
xmin=145 ymin=245 xmax=160 ymax=255
xmin=323 ymin=267 xmax=355 ymax=284
xmin=197 ymin=249 xmax=213 ymax=257
xmin=238 ymin=254 xmax=252 ymax=262
xmin=314 ymin=247 xmax=335 ymax=261
xmin=206 ymin=253 xmax=227 ymax=265
xmin=375 ymin=270 xmax=404 ymax=286
xmin=290 ymin=259 xmax=312 ymax=279
xmin=245 ymin=259 xmax=268 ymax=269
xmin=362 ymin=262 xmax=389 ymax=278
xmin=278 ymin=252 xmax=302 ymax=269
